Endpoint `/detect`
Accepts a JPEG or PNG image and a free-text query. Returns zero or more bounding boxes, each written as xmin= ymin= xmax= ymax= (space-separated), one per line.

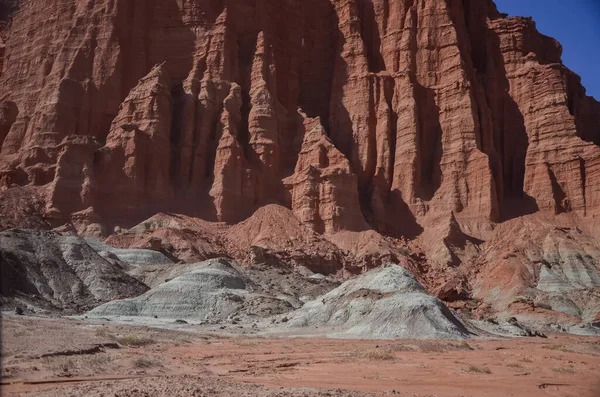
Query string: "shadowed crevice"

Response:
xmin=357 ymin=0 xmax=385 ymax=73
xmin=548 ymin=166 xmax=568 ymax=213
xmin=415 ymin=83 xmax=443 ymax=202
xmin=237 ymin=32 xmax=259 ymax=156
xmin=298 ymin=0 xmax=338 ymax=134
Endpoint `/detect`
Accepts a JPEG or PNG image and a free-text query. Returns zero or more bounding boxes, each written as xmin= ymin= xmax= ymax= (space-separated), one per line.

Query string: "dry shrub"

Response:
xmin=387 ymin=344 xmax=416 ymax=352
xmin=81 ymin=354 xmax=112 ymax=368
xmin=543 ymin=344 xmax=569 ymax=353
xmin=552 ymin=366 xmax=575 ymax=374
xmin=362 ymin=349 xmax=395 ymax=361
xmin=113 ymin=334 xmax=155 ymax=347
xmin=464 ymin=364 xmax=491 ymax=374
xmin=95 ymin=327 xmax=111 ymax=338
xmin=455 ymin=341 xmax=474 ymax=351
xmin=236 ymin=339 xmax=260 ymax=347
xmin=419 ymin=340 xmax=474 ymax=353
xmin=419 ymin=341 xmax=448 ymax=353
xmin=133 ymin=357 xmax=162 ymax=368
xmin=42 ymin=357 xmax=76 ymax=373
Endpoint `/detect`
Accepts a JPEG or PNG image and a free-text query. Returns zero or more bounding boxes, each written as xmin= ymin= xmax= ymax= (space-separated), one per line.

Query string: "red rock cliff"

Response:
xmin=0 ymin=0 xmax=599 ymax=241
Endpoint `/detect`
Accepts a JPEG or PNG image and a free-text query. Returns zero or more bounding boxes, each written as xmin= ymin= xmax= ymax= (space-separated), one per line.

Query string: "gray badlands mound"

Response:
xmin=0 ymin=230 xmax=148 ymax=312
xmin=88 ymin=259 xmax=470 ymax=339
xmin=1 ymin=229 xmax=472 ymax=339
xmin=84 ymin=238 xmax=173 ymax=266
xmin=287 ymin=264 xmax=470 ymax=340
xmin=88 ymin=258 xmax=294 ymax=321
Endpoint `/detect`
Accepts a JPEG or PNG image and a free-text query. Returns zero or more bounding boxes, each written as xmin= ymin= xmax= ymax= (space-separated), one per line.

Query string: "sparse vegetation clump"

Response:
xmin=543 ymin=344 xmax=569 ymax=353
xmin=114 ymin=334 xmax=155 ymax=347
xmin=464 ymin=364 xmax=492 ymax=374
xmin=95 ymin=327 xmax=111 ymax=338
xmin=80 ymin=354 xmax=112 ymax=370
xmin=386 ymin=343 xmax=416 ymax=352
xmin=362 ymin=349 xmax=395 ymax=361
xmin=418 ymin=340 xmax=472 ymax=353
xmin=95 ymin=329 xmax=156 ymax=347
xmin=236 ymin=339 xmax=260 ymax=347
xmin=42 ymin=357 xmax=76 ymax=373
xmin=41 ymin=353 xmax=113 ymax=375
xmin=552 ymin=366 xmax=575 ymax=374
xmin=455 ymin=341 xmax=474 ymax=351
xmin=419 ymin=341 xmax=448 ymax=353
xmin=133 ymin=357 xmax=162 ymax=368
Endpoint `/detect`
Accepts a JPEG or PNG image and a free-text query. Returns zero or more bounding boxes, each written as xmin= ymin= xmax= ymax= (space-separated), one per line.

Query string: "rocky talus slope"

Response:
xmin=0 ymin=0 xmax=599 ymax=326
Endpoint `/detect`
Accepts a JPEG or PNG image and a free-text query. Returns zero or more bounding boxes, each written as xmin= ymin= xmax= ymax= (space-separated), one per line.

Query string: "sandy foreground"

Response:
xmin=1 ymin=315 xmax=600 ymax=397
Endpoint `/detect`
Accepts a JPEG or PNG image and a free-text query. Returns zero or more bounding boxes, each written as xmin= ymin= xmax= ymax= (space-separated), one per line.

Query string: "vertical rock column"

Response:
xmin=95 ymin=64 xmax=174 ymax=219
xmin=328 ymin=0 xmax=498 ymax=233
xmin=246 ymin=31 xmax=281 ymax=202
xmin=290 ymin=115 xmax=368 ymax=234
xmin=488 ymin=16 xmax=600 ymax=215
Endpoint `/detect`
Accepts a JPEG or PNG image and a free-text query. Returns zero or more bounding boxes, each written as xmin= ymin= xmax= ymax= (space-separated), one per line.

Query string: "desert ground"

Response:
xmin=2 ymin=315 xmax=600 ymax=397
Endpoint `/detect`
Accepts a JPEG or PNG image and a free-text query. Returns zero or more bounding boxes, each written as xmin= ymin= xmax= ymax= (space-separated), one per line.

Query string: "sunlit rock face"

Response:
xmin=0 ymin=0 xmax=599 ymax=316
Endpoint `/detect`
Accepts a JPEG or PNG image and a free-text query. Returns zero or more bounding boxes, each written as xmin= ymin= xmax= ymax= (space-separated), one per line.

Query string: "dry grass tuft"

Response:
xmin=506 ymin=361 xmax=522 ymax=369
xmin=455 ymin=341 xmax=474 ymax=351
xmin=543 ymin=344 xmax=569 ymax=353
xmin=82 ymin=354 xmax=112 ymax=367
xmin=42 ymin=354 xmax=113 ymax=374
xmin=42 ymin=357 xmax=76 ymax=373
xmin=419 ymin=341 xmax=448 ymax=353
xmin=384 ymin=343 xmax=417 ymax=352
xmin=236 ymin=339 xmax=260 ymax=347
xmin=95 ymin=327 xmax=111 ymax=338
xmin=362 ymin=349 xmax=395 ymax=361
xmin=464 ymin=364 xmax=492 ymax=374
xmin=198 ymin=333 xmax=231 ymax=340
xmin=133 ymin=357 xmax=162 ymax=368
xmin=94 ymin=328 xmax=155 ymax=347
xmin=112 ymin=334 xmax=155 ymax=347
xmin=418 ymin=340 xmax=473 ymax=353
xmin=552 ymin=366 xmax=575 ymax=374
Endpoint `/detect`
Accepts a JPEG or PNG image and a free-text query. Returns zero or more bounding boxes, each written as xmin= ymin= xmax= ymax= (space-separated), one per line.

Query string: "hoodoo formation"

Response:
xmin=1 ymin=0 xmax=600 ymax=327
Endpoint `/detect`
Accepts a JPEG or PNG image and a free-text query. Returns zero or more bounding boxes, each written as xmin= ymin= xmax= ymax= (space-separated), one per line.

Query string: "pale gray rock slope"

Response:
xmin=0 ymin=229 xmax=148 ymax=312
xmin=89 ymin=261 xmax=472 ymax=338
xmin=286 ymin=264 xmax=470 ymax=340
xmin=84 ymin=238 xmax=173 ymax=265
xmin=524 ymin=230 xmax=600 ymax=325
xmin=88 ymin=258 xmax=293 ymax=321
xmin=536 ymin=236 xmax=600 ymax=294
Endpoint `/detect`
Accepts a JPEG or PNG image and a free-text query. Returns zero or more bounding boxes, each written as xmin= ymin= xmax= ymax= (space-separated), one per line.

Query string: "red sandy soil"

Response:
xmin=2 ymin=316 xmax=600 ymax=397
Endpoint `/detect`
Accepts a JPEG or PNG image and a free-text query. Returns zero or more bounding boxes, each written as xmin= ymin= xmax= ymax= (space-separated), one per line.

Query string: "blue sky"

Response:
xmin=494 ymin=0 xmax=600 ymax=100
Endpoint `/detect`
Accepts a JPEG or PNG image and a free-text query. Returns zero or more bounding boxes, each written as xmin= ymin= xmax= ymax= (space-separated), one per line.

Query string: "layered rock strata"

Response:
xmin=1 ymin=0 xmax=598 ymax=237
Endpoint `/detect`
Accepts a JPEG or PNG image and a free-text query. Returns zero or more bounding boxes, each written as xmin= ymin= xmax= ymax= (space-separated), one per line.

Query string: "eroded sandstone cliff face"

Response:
xmin=0 ymin=0 xmax=600 ymax=234
xmin=2 ymin=0 xmax=598 ymax=236
xmin=1 ymin=0 xmax=600 ymax=317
